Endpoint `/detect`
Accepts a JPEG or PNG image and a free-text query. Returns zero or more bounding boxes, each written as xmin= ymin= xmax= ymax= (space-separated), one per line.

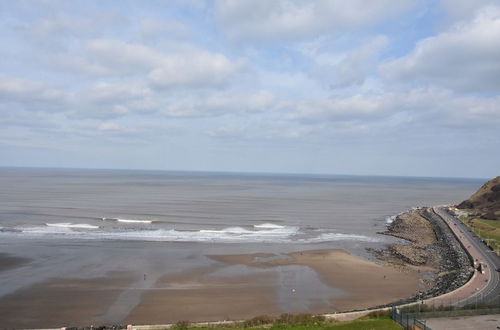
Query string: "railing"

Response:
xmin=408 ymin=307 xmax=500 ymax=319
xmin=392 ymin=306 xmax=500 ymax=329
xmin=391 ymin=307 xmax=431 ymax=330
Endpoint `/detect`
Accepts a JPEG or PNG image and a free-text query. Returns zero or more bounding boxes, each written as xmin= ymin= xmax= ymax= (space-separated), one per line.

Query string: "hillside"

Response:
xmin=457 ymin=176 xmax=500 ymax=220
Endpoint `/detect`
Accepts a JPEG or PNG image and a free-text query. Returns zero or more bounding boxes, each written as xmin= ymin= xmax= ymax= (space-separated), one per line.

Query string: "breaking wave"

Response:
xmin=1 ymin=223 xmax=381 ymax=243
xmin=306 ymin=233 xmax=381 ymax=243
xmin=385 ymin=215 xmax=398 ymax=224
xmin=101 ymin=218 xmax=154 ymax=224
xmin=253 ymin=223 xmax=285 ymax=229
xmin=46 ymin=223 xmax=99 ymax=229
xmin=385 ymin=207 xmax=422 ymax=224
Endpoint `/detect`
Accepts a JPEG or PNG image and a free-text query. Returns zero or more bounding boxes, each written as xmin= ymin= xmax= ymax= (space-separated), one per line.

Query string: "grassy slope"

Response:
xmin=457 ymin=176 xmax=500 ymax=220
xmin=189 ymin=318 xmax=402 ymax=330
xmin=460 ymin=216 xmax=500 ymax=253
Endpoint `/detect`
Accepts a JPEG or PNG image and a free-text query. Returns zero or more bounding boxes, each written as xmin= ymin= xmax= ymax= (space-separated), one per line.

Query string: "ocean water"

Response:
xmin=0 ymin=168 xmax=484 ymax=307
xmin=0 ymin=168 xmax=483 ymax=243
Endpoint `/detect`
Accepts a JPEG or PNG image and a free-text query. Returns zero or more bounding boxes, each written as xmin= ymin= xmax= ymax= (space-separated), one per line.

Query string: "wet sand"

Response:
xmin=0 ymin=249 xmax=422 ymax=327
xmin=125 ymin=249 xmax=421 ymax=324
xmin=208 ymin=249 xmax=422 ymax=311
xmin=0 ymin=253 xmax=30 ymax=272
xmin=124 ymin=266 xmax=281 ymax=324
xmin=0 ymin=272 xmax=137 ymax=329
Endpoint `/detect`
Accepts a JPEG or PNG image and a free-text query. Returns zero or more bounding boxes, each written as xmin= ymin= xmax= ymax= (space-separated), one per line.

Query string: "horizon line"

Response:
xmin=0 ymin=165 xmax=489 ymax=181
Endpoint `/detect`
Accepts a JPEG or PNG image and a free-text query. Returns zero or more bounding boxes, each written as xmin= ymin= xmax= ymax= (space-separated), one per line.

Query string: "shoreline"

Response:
xmin=374 ymin=206 xmax=473 ymax=302
xmin=0 ymin=206 xmax=475 ymax=328
xmin=126 ymin=206 xmax=480 ymax=329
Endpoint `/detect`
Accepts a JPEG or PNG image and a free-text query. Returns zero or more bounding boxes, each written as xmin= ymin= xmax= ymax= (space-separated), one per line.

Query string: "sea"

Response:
xmin=0 ymin=168 xmax=484 ymax=304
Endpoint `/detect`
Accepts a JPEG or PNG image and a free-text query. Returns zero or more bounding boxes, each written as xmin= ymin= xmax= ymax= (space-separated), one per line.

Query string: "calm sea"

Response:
xmin=0 ymin=168 xmax=483 ymax=299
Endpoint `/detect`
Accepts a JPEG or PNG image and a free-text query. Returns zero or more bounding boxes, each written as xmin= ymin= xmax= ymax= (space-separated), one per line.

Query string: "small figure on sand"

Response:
xmin=144 ymin=274 xmax=146 ymax=281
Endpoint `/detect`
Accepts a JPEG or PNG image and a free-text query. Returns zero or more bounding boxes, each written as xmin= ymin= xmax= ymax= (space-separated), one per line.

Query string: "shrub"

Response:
xmin=364 ymin=309 xmax=391 ymax=318
xmin=276 ymin=313 xmax=325 ymax=325
xmin=173 ymin=320 xmax=190 ymax=330
xmin=242 ymin=315 xmax=275 ymax=327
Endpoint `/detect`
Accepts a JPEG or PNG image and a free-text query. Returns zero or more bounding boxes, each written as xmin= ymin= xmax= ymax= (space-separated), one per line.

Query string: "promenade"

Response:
xmin=431 ymin=207 xmax=500 ymax=306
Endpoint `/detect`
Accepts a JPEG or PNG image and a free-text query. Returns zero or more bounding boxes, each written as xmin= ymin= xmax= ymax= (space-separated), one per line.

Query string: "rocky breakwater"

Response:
xmin=378 ymin=207 xmax=473 ymax=299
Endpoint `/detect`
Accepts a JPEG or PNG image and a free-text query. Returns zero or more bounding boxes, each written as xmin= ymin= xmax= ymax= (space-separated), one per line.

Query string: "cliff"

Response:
xmin=457 ymin=176 xmax=500 ymax=220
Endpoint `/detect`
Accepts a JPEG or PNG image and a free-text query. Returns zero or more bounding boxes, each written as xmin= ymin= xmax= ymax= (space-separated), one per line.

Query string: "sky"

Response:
xmin=0 ymin=0 xmax=499 ymax=179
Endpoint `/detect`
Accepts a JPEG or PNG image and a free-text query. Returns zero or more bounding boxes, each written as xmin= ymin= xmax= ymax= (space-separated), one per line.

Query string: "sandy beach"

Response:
xmin=0 ymin=249 xmax=423 ymax=327
xmin=0 ymin=269 xmax=137 ymax=328
xmin=0 ymin=170 xmax=480 ymax=328
xmin=124 ymin=266 xmax=281 ymax=324
xmin=125 ymin=249 xmax=422 ymax=324
xmin=0 ymin=253 xmax=30 ymax=272
xmin=207 ymin=249 xmax=422 ymax=312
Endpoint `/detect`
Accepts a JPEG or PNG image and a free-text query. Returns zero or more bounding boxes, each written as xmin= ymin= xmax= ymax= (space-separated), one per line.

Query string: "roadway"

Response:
xmin=433 ymin=206 xmax=500 ymax=306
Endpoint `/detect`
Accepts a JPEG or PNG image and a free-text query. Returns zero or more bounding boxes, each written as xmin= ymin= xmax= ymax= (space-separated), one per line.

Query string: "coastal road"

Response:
xmin=433 ymin=207 xmax=500 ymax=306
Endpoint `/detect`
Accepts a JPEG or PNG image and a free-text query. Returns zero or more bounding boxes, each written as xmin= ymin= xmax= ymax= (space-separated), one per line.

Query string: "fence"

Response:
xmin=392 ymin=306 xmax=500 ymax=330
xmin=408 ymin=307 xmax=500 ymax=319
xmin=391 ymin=307 xmax=431 ymax=330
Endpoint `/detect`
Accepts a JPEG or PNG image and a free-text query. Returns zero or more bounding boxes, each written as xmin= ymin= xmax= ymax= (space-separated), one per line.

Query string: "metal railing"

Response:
xmin=408 ymin=307 xmax=500 ymax=319
xmin=392 ymin=306 xmax=500 ymax=329
xmin=391 ymin=307 xmax=431 ymax=330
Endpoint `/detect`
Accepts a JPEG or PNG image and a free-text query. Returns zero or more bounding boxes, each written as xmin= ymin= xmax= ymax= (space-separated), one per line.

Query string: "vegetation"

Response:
xmin=173 ymin=320 xmax=191 ymax=330
xmin=170 ymin=313 xmax=401 ymax=330
xmin=459 ymin=216 xmax=500 ymax=253
xmin=400 ymin=301 xmax=500 ymax=314
xmin=457 ymin=176 xmax=500 ymax=220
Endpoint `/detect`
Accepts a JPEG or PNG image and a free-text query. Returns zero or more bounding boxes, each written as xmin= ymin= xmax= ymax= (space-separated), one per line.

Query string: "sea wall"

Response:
xmin=380 ymin=207 xmax=473 ymax=300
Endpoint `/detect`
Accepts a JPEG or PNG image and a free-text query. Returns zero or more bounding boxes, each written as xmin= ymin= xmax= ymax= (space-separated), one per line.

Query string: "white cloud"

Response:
xmin=83 ymin=81 xmax=153 ymax=103
xmin=82 ymin=39 xmax=245 ymax=88
xmin=13 ymin=8 xmax=128 ymax=50
xmin=139 ymin=18 xmax=190 ymax=40
xmin=215 ymin=0 xmax=416 ymax=42
xmin=98 ymin=122 xmax=123 ymax=131
xmin=439 ymin=0 xmax=498 ymax=23
xmin=49 ymin=54 xmax=113 ymax=76
xmin=380 ymin=6 xmax=500 ymax=93
xmin=85 ymin=39 xmax=164 ymax=73
xmin=0 ymin=74 xmax=67 ymax=111
xmin=286 ymin=88 xmax=500 ymax=128
xmin=70 ymin=81 xmax=157 ymax=118
xmin=207 ymin=120 xmax=313 ymax=140
xmin=163 ymin=90 xmax=276 ymax=117
xmin=149 ymin=51 xmax=245 ymax=88
xmin=311 ymin=35 xmax=389 ymax=88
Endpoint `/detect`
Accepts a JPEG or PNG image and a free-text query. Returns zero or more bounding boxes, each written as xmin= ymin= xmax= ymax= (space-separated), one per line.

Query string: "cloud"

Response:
xmin=311 ymin=35 xmax=389 ymax=88
xmin=163 ymin=90 xmax=276 ymax=117
xmin=85 ymin=39 xmax=164 ymax=73
xmin=286 ymin=88 xmax=500 ymax=128
xmin=98 ymin=122 xmax=123 ymax=131
xmin=215 ymin=0 xmax=416 ymax=42
xmin=10 ymin=6 xmax=128 ymax=51
xmin=380 ymin=6 xmax=500 ymax=93
xmin=286 ymin=93 xmax=396 ymax=123
xmin=148 ymin=51 xmax=246 ymax=88
xmin=0 ymin=74 xmax=67 ymax=111
xmin=139 ymin=18 xmax=190 ymax=40
xmin=82 ymin=39 xmax=246 ymax=88
xmin=439 ymin=0 xmax=498 ymax=23
xmin=70 ymin=81 xmax=157 ymax=118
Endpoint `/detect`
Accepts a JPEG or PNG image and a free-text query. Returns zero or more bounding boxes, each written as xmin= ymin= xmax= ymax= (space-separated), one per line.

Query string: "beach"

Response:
xmin=0 ymin=169 xmax=482 ymax=328
xmin=1 ymin=249 xmax=423 ymax=328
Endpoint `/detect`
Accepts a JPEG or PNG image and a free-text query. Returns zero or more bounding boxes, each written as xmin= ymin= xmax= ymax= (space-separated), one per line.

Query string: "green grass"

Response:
xmin=318 ymin=318 xmax=402 ymax=330
xmin=459 ymin=216 xmax=500 ymax=253
xmin=177 ymin=317 xmax=401 ymax=330
xmin=480 ymin=219 xmax=500 ymax=229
